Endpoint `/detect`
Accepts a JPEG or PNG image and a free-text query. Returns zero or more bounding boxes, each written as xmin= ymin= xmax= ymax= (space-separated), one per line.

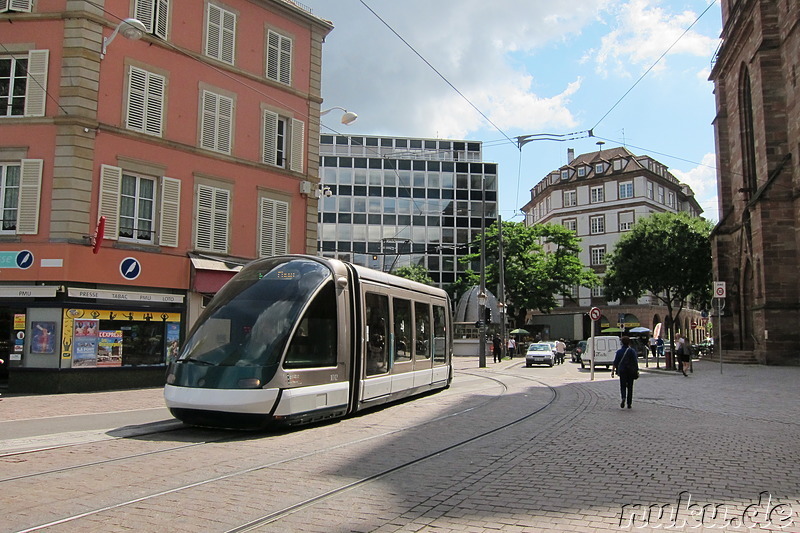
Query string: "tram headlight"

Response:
xmin=238 ymin=378 xmax=261 ymax=388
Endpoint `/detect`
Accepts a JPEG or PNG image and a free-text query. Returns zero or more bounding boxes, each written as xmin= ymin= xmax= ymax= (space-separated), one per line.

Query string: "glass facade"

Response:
xmin=318 ymin=135 xmax=498 ymax=286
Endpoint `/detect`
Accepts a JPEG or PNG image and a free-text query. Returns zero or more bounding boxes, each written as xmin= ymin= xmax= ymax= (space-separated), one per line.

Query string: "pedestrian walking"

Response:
xmin=507 ymin=337 xmax=516 ymax=359
xmin=648 ymin=335 xmax=658 ymax=359
xmin=492 ymin=335 xmax=502 ymax=363
xmin=676 ymin=334 xmax=690 ymax=376
xmin=554 ymin=338 xmax=566 ymax=365
xmin=612 ymin=336 xmax=639 ymax=409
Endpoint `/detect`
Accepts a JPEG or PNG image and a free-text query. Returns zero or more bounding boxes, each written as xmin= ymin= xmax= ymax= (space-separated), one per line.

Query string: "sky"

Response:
xmin=303 ymin=0 xmax=722 ymax=222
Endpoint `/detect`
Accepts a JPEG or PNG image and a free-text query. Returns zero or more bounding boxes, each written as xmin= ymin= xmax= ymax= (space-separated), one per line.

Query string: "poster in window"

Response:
xmin=97 ymin=330 xmax=123 ymax=367
xmin=31 ymin=321 xmax=56 ymax=354
xmin=73 ymin=319 xmax=100 ymax=367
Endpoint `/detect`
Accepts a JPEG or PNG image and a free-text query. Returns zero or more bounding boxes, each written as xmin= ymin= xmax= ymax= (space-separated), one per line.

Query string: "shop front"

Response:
xmin=1 ymin=286 xmax=184 ymax=394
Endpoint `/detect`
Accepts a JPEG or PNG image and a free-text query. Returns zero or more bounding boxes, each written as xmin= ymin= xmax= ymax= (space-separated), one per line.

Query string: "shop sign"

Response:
xmin=67 ymin=288 xmax=184 ymax=303
xmin=14 ymin=314 xmax=25 ymax=329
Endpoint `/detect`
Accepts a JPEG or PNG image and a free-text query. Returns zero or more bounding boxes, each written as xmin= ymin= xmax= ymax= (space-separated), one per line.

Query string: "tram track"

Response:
xmin=0 ymin=370 xmax=506 ymax=485
xmin=9 ymin=368 xmax=563 ymax=533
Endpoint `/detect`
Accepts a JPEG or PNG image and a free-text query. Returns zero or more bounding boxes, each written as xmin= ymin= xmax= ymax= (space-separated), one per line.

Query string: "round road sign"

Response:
xmin=589 ymin=307 xmax=601 ymax=321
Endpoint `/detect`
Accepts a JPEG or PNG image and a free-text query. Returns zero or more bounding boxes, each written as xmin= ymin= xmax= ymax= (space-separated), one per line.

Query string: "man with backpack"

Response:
xmin=611 ymin=336 xmax=639 ymax=409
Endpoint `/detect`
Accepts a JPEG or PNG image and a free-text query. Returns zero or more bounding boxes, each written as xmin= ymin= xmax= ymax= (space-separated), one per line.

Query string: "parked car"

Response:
xmin=526 ymin=343 xmax=555 ymax=367
xmin=572 ymin=340 xmax=587 ymax=363
xmin=580 ymin=336 xmax=622 ymax=369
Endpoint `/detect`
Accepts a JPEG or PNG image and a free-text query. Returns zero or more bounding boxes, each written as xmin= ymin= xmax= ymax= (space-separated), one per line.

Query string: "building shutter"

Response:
xmin=200 ymin=91 xmax=233 ymax=154
xmin=127 ymin=66 xmax=164 ymax=136
xmin=16 ymin=159 xmax=42 ymax=235
xmin=289 ymin=118 xmax=304 ymax=173
xmin=159 ymin=176 xmax=180 ymax=247
xmin=195 ymin=185 xmax=229 ymax=253
xmin=262 ymin=109 xmax=278 ymax=165
xmin=155 ymin=0 xmax=169 ymax=39
xmin=206 ymin=4 xmax=235 ymax=65
xmin=24 ymin=50 xmax=48 ymax=117
xmin=134 ymin=0 xmax=155 ymax=33
xmin=98 ymin=165 xmax=122 ymax=240
xmin=2 ymin=0 xmax=33 ymax=12
xmin=259 ymin=197 xmax=289 ymax=257
xmin=212 ymin=188 xmax=229 ymax=252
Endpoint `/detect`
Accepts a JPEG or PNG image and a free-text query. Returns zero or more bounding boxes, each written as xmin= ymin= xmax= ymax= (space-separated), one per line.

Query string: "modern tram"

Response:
xmin=165 ymin=255 xmax=453 ymax=429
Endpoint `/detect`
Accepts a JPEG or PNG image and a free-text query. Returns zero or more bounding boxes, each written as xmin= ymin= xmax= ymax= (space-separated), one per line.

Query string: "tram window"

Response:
xmin=393 ymin=298 xmax=412 ymax=363
xmin=414 ymin=301 xmax=431 ymax=360
xmin=283 ymin=282 xmax=338 ymax=368
xmin=365 ymin=293 xmax=389 ymax=375
xmin=433 ymin=305 xmax=447 ymax=364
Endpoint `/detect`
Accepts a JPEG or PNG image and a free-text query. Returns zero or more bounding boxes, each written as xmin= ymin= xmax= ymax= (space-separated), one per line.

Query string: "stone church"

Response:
xmin=709 ymin=0 xmax=799 ymax=364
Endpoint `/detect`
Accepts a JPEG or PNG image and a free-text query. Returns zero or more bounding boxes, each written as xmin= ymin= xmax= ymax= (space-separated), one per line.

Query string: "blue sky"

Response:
xmin=304 ymin=0 xmax=722 ymax=222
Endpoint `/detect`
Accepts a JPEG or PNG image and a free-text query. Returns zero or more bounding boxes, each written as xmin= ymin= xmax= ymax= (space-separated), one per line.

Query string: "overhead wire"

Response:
xmin=358 ymin=0 xmax=517 ymax=147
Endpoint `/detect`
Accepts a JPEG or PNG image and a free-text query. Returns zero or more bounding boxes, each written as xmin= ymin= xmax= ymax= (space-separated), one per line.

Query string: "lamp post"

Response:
xmin=321 ymin=106 xmax=358 ymax=125
xmin=478 ymin=176 xmax=487 ymax=368
xmin=101 ymin=18 xmax=147 ymax=58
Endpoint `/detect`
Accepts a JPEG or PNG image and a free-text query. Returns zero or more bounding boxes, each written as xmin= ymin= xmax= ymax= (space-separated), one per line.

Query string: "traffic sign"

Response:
xmin=714 ymin=281 xmax=726 ymax=298
xmin=589 ymin=307 xmax=601 ymax=321
xmin=691 ymin=321 xmax=698 ymax=329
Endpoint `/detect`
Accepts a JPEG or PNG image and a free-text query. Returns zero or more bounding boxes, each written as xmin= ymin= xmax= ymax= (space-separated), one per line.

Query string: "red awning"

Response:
xmin=192 ymin=269 xmax=236 ymax=293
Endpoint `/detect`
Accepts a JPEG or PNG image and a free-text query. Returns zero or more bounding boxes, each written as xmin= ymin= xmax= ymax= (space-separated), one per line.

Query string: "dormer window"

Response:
xmin=595 ymin=163 xmax=604 ymax=174
xmin=577 ymin=166 xmax=586 ymax=178
xmin=561 ymin=169 xmax=569 ymax=180
xmin=613 ymin=158 xmax=624 ymax=171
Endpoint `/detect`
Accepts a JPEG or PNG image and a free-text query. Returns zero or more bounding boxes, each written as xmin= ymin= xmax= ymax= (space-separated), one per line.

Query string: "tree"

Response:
xmin=393 ymin=264 xmax=435 ymax=286
xmin=460 ymin=221 xmax=599 ymax=327
xmin=603 ymin=212 xmax=714 ymax=350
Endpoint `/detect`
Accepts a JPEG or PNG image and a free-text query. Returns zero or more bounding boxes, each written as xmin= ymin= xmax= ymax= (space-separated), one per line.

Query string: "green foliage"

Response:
xmin=393 ymin=264 xmax=435 ymax=286
xmin=604 ymin=212 xmax=713 ymax=341
xmin=459 ymin=220 xmax=599 ymax=326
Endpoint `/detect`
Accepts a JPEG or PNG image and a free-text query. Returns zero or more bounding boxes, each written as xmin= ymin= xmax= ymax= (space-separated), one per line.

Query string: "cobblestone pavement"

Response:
xmin=2 ymin=357 xmax=799 ymax=532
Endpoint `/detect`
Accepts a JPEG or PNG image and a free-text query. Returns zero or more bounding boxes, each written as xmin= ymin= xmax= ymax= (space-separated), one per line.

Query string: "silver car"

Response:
xmin=526 ymin=343 xmax=555 ymax=367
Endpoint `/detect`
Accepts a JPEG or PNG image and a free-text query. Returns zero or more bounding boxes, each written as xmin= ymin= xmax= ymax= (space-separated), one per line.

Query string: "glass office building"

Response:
xmin=318 ymin=135 xmax=498 ymax=287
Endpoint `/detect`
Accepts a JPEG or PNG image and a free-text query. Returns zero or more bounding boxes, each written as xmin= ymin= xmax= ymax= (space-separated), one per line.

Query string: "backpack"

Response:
xmin=619 ymin=347 xmax=640 ymax=379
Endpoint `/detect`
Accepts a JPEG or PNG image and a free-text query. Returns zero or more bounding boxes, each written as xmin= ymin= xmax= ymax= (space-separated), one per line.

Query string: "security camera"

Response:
xmin=323 ymin=187 xmax=332 ymax=197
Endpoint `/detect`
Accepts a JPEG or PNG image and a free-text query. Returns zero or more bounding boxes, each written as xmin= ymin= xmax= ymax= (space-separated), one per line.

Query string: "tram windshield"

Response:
xmin=178 ymin=258 xmax=332 ymax=367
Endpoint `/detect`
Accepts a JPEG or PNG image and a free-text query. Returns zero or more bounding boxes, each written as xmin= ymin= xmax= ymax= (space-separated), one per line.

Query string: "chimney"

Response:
xmin=567 ymin=148 xmax=575 ymax=163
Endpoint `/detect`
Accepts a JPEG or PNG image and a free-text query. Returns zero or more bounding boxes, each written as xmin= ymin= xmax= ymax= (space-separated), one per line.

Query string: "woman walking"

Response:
xmin=612 ymin=336 xmax=639 ymax=409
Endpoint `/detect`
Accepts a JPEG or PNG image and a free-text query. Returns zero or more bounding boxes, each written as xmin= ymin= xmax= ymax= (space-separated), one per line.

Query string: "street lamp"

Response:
xmin=321 ymin=106 xmax=358 ymax=125
xmin=102 ymin=18 xmax=147 ymax=58
xmin=478 ymin=176 xmax=487 ymax=368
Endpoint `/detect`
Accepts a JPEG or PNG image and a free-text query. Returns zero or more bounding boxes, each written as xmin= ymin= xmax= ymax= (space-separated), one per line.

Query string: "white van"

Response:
xmin=580 ymin=336 xmax=622 ymax=369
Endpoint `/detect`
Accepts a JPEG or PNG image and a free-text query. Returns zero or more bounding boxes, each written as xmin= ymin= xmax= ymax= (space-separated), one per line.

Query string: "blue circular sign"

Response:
xmin=120 ymin=257 xmax=141 ymax=280
xmin=16 ymin=250 xmax=34 ymax=269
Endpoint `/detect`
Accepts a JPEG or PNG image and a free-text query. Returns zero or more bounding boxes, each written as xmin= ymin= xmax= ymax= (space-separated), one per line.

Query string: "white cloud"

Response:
xmin=588 ymin=0 xmax=720 ymax=76
xmin=307 ymin=0 xmax=603 ymax=137
xmin=671 ymin=152 xmax=719 ymax=221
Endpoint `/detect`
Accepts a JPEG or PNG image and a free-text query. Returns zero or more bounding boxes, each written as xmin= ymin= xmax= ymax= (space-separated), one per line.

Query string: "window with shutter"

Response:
xmin=259 ymin=197 xmax=289 ymax=257
xmin=126 ymin=66 xmax=165 ymax=137
xmin=200 ymin=90 xmax=233 ymax=154
xmin=0 ymin=50 xmax=48 ymax=117
xmin=195 ymin=184 xmax=229 ymax=253
xmin=134 ymin=0 xmax=170 ymax=39
xmin=266 ymin=30 xmax=292 ymax=85
xmin=205 ymin=3 xmax=236 ymax=65
xmin=99 ymin=164 xmax=176 ymax=245
xmin=1 ymin=1 xmax=32 ymax=13
xmin=262 ymin=110 xmax=303 ymax=172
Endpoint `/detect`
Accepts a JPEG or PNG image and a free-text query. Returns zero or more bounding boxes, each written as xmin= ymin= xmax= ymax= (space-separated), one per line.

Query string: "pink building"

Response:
xmin=0 ymin=0 xmax=333 ymax=392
